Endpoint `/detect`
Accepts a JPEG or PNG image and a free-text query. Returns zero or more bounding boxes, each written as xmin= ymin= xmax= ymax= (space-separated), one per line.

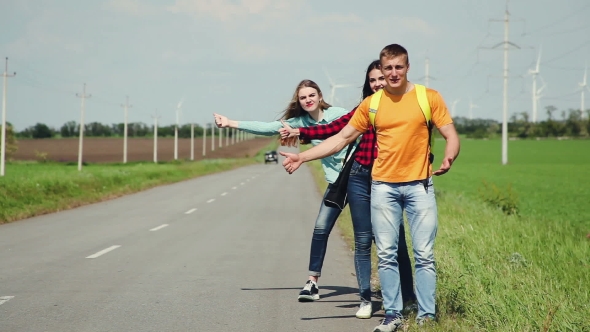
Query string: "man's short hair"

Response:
xmin=380 ymin=44 xmax=409 ymax=65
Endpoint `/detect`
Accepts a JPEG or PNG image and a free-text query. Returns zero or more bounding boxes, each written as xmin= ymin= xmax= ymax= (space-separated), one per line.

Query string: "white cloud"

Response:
xmin=165 ymin=0 xmax=299 ymax=22
xmin=399 ymin=17 xmax=437 ymax=36
xmin=104 ymin=0 xmax=159 ymax=16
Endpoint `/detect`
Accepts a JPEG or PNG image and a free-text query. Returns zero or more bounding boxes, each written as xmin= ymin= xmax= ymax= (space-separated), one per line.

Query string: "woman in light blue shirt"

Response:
xmin=213 ymin=79 xmax=348 ymax=303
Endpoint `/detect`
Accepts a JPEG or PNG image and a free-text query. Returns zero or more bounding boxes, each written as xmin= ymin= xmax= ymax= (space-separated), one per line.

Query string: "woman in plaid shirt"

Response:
xmin=280 ymin=60 xmax=416 ymax=319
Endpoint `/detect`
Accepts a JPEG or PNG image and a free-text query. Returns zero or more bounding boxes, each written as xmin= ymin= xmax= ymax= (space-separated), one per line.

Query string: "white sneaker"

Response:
xmin=355 ymin=301 xmax=372 ymax=319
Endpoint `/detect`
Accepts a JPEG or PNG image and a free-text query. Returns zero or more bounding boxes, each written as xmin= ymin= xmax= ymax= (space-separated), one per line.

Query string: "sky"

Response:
xmin=1 ymin=0 xmax=589 ymax=131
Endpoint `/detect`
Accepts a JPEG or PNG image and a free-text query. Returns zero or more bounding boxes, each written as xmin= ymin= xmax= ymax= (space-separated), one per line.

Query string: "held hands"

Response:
xmin=213 ymin=113 xmax=229 ymax=128
xmin=279 ymin=120 xmax=300 ymax=139
xmin=432 ymin=156 xmax=454 ymax=176
xmin=279 ymin=120 xmax=300 ymax=147
xmin=280 ymin=151 xmax=303 ymax=174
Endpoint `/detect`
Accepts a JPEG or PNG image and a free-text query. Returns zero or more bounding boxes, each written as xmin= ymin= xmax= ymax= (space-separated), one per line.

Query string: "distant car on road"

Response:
xmin=264 ymin=150 xmax=278 ymax=164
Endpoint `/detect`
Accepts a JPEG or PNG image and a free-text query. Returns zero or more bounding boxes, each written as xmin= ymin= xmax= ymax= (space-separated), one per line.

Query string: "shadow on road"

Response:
xmin=241 ymin=285 xmax=357 ymax=300
xmin=241 ymin=285 xmax=385 ymax=321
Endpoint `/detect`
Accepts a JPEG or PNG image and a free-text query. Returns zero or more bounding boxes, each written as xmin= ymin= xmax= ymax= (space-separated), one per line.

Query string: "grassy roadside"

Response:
xmin=302 ymin=140 xmax=590 ymax=331
xmin=0 ymin=138 xmax=279 ymax=224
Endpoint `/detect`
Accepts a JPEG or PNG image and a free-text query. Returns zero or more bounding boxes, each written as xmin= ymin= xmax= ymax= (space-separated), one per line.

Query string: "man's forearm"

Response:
xmin=299 ymin=133 xmax=351 ymax=163
xmin=444 ymin=136 xmax=460 ymax=162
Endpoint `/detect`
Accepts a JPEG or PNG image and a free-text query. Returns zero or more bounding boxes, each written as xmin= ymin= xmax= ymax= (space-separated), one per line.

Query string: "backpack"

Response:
xmin=368 ymin=84 xmax=435 ymax=163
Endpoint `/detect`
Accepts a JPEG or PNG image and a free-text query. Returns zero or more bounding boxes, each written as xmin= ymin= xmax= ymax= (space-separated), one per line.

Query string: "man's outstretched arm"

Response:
xmin=281 ymin=124 xmax=363 ymax=174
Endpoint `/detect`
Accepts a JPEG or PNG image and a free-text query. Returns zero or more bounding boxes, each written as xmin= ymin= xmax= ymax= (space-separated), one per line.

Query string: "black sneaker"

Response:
xmin=298 ymin=280 xmax=319 ymax=302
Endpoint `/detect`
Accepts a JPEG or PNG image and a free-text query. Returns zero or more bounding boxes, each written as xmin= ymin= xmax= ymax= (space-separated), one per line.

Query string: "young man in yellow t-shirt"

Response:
xmin=280 ymin=44 xmax=460 ymax=331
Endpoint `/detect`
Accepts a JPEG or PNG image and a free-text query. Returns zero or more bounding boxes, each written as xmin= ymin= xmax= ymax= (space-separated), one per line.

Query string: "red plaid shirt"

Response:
xmin=298 ymin=107 xmax=377 ymax=167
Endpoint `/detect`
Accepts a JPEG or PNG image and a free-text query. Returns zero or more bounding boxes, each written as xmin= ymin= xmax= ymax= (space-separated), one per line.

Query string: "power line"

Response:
xmin=522 ymin=3 xmax=590 ymax=36
xmin=544 ymin=91 xmax=578 ymax=101
xmin=544 ymin=24 xmax=590 ymax=37
xmin=541 ymin=39 xmax=590 ymax=65
xmin=14 ymin=73 xmax=77 ymax=95
xmin=8 ymin=59 xmax=82 ymax=86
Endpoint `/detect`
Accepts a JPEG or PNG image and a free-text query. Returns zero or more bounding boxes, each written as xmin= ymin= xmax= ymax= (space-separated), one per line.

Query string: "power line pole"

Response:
xmin=580 ymin=65 xmax=588 ymax=119
xmin=486 ymin=1 xmax=521 ymax=165
xmin=121 ymin=96 xmax=132 ymax=163
xmin=76 ymin=83 xmax=91 ymax=171
xmin=151 ymin=110 xmax=160 ymax=163
xmin=190 ymin=123 xmax=194 ymax=161
xmin=1 ymin=57 xmax=16 ymax=177
xmin=417 ymin=56 xmax=435 ymax=88
xmin=174 ymin=105 xmax=180 ymax=160
xmin=202 ymin=123 xmax=207 ymax=156
xmin=211 ymin=123 xmax=215 ymax=151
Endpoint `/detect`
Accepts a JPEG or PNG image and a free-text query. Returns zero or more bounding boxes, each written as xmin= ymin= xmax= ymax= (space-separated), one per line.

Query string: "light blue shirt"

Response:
xmin=238 ymin=107 xmax=349 ymax=184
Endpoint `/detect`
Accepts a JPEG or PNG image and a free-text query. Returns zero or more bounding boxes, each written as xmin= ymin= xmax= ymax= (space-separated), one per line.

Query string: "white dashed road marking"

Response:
xmin=185 ymin=208 xmax=197 ymax=214
xmin=240 ymin=182 xmax=245 ymax=185
xmin=221 ymin=192 xmax=227 ymax=196
xmin=232 ymin=187 xmax=237 ymax=190
xmin=0 ymin=296 xmax=14 ymax=306
xmin=207 ymin=199 xmax=215 ymax=203
xmin=86 ymin=245 xmax=121 ymax=259
xmin=150 ymin=224 xmax=169 ymax=232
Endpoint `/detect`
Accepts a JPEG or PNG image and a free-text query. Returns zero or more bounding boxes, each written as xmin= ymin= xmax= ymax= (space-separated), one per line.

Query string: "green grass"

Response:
xmin=0 ymin=139 xmax=278 ymax=223
xmin=303 ymin=139 xmax=590 ymax=331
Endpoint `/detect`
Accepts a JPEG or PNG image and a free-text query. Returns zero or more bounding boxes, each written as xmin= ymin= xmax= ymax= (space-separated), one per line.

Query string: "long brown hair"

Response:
xmin=280 ymin=79 xmax=331 ymax=120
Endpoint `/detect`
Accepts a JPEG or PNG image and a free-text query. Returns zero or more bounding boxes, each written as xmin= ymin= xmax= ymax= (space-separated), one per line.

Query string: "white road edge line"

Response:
xmin=221 ymin=192 xmax=227 ymax=196
xmin=86 ymin=245 xmax=121 ymax=259
xmin=207 ymin=199 xmax=215 ymax=203
xmin=150 ymin=224 xmax=169 ymax=232
xmin=0 ymin=296 xmax=14 ymax=306
xmin=185 ymin=208 xmax=197 ymax=214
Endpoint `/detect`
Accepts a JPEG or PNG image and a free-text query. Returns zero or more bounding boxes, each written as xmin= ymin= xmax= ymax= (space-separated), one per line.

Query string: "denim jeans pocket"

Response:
xmin=349 ymin=161 xmax=361 ymax=176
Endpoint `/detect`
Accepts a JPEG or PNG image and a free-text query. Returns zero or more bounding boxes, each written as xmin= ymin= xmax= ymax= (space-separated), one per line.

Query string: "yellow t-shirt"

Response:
xmin=349 ymin=86 xmax=453 ymax=183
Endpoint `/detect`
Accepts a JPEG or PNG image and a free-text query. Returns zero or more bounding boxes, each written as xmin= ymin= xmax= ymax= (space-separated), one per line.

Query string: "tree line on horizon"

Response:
xmin=5 ymin=105 xmax=590 ymax=140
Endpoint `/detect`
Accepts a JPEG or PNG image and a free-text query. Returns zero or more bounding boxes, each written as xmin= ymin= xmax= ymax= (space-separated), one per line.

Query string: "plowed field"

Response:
xmin=12 ymin=137 xmax=275 ymax=163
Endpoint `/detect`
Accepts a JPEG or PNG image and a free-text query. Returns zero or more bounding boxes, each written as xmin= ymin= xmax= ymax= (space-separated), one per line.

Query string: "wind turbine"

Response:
xmin=579 ymin=64 xmax=589 ymax=119
xmin=323 ymin=67 xmax=352 ymax=105
xmin=451 ymin=99 xmax=460 ymax=118
xmin=469 ymin=98 xmax=479 ymax=120
xmin=174 ymin=98 xmax=184 ymax=160
xmin=528 ymin=47 xmax=546 ymax=123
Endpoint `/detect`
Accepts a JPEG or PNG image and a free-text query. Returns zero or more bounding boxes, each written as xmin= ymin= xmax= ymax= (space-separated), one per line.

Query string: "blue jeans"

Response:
xmin=348 ymin=161 xmax=416 ymax=303
xmin=308 ymin=184 xmax=343 ymax=276
xmin=371 ymin=178 xmax=438 ymax=320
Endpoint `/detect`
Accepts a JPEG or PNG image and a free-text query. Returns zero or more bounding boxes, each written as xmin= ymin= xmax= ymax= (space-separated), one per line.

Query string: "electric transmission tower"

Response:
xmin=481 ymin=0 xmax=525 ymax=165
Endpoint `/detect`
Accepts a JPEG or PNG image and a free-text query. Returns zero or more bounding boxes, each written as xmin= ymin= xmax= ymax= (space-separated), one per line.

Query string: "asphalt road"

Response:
xmin=0 ymin=147 xmax=382 ymax=332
